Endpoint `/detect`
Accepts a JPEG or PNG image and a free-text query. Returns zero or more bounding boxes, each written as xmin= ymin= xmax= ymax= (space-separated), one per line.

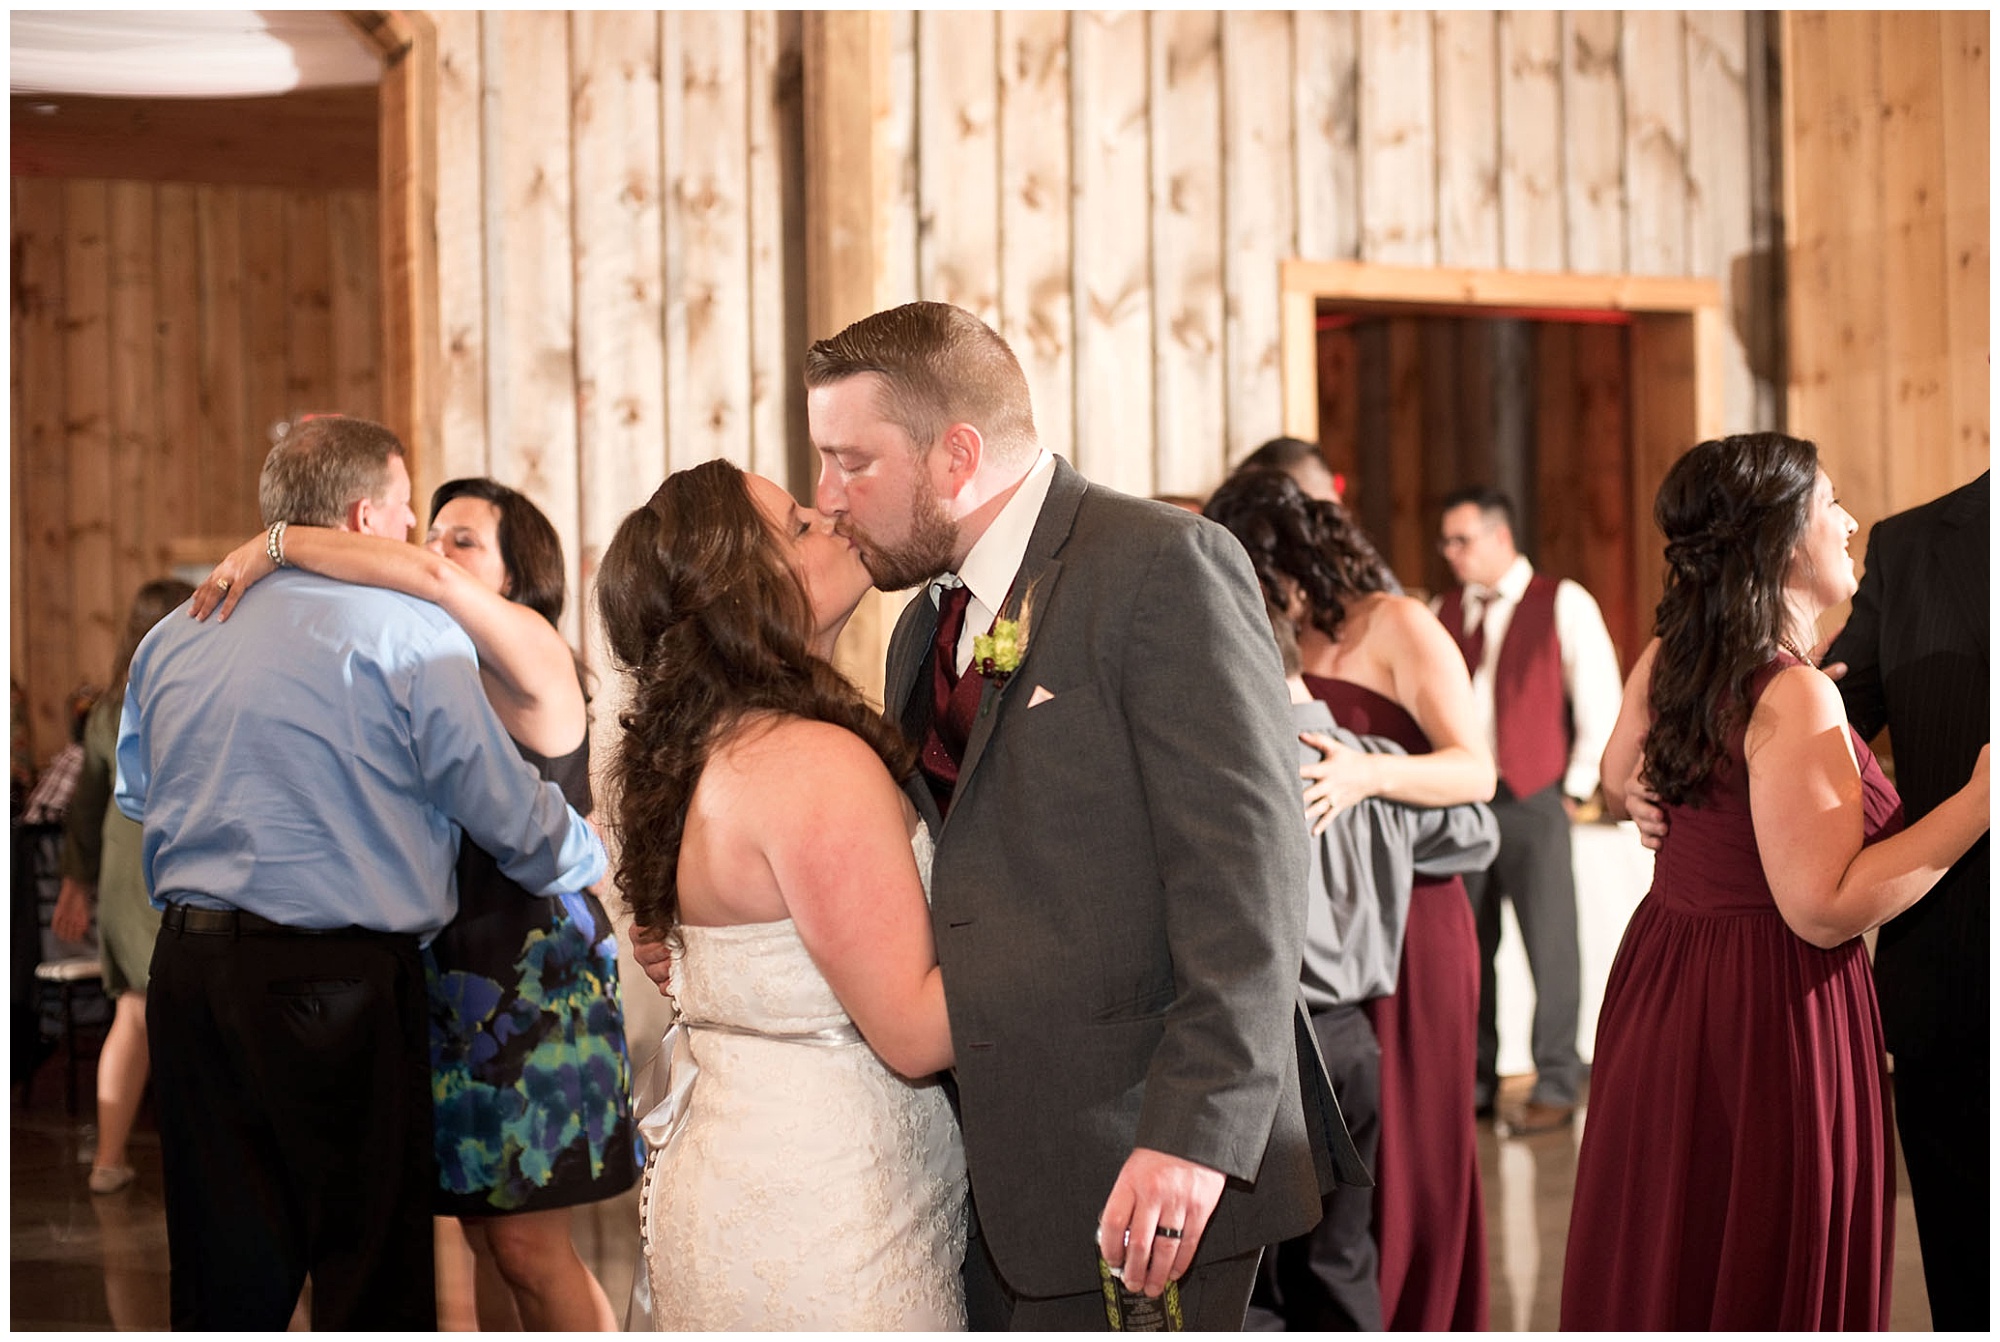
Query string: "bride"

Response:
xmin=596 ymin=459 xmax=965 ymax=1330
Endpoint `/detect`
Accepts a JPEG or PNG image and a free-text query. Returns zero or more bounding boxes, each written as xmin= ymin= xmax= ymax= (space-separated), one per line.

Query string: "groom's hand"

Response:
xmin=630 ymin=924 xmax=673 ymax=996
xmin=1095 ymin=1147 xmax=1226 ymax=1299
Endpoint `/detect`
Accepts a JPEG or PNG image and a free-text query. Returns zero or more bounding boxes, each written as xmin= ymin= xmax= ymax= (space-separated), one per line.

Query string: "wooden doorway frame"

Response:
xmin=1278 ymin=259 xmax=1724 ymax=641
xmin=344 ymin=12 xmax=440 ymax=506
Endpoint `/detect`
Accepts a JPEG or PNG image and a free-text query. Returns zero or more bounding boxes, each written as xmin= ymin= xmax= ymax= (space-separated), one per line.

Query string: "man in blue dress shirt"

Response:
xmin=115 ymin=416 xmax=606 ymax=1331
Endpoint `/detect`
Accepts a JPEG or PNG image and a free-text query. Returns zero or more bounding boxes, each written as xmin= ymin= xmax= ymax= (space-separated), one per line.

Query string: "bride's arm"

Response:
xmin=748 ymin=718 xmax=953 ymax=1079
xmin=193 ymin=527 xmax=584 ymax=755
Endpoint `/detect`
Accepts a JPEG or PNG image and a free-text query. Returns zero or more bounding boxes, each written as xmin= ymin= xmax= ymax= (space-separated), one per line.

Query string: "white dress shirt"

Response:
xmin=931 ymin=449 xmax=1057 ymax=676
xmin=1432 ymin=554 xmax=1624 ymax=802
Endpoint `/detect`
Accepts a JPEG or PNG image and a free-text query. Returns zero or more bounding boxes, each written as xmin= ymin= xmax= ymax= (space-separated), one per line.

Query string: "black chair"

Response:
xmin=13 ymin=820 xmax=110 ymax=1114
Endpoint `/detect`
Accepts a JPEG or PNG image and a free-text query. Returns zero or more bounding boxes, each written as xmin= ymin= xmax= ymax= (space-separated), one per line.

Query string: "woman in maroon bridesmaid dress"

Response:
xmin=1565 ymin=434 xmax=1990 ymax=1330
xmin=1206 ymin=471 xmax=1497 ymax=1331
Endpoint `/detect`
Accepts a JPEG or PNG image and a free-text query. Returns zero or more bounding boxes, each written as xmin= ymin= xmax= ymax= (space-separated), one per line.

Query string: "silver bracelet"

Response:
xmin=266 ymin=520 xmax=290 ymax=567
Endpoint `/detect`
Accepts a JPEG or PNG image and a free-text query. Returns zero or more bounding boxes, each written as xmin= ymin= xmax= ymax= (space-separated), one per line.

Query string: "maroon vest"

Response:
xmin=1439 ymin=574 xmax=1571 ymax=799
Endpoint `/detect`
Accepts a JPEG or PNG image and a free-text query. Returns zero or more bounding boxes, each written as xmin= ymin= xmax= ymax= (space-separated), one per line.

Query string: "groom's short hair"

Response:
xmin=805 ymin=302 xmax=1039 ymax=466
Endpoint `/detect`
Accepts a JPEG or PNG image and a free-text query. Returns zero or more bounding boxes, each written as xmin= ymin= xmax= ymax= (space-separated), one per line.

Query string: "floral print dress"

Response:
xmin=426 ymin=731 xmax=639 ymax=1215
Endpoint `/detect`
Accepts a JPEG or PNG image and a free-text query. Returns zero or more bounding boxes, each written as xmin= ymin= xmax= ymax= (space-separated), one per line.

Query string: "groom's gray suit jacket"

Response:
xmin=888 ymin=457 xmax=1366 ymax=1300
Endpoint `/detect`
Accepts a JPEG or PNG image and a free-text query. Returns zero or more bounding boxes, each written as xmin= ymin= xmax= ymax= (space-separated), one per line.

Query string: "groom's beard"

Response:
xmin=848 ymin=475 xmax=959 ymax=593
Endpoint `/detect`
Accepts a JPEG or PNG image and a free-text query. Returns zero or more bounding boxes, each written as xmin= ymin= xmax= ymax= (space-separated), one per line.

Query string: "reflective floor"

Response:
xmin=11 ymin=1052 xmax=1933 ymax=1331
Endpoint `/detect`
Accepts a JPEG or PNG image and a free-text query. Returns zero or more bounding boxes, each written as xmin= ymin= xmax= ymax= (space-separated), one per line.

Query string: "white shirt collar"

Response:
xmin=1471 ymin=553 xmax=1535 ymax=605
xmin=942 ymin=449 xmax=1057 ymax=617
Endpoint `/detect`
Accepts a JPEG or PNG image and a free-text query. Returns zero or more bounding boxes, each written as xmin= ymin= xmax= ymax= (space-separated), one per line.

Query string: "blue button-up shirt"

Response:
xmin=115 ymin=570 xmax=606 ymax=939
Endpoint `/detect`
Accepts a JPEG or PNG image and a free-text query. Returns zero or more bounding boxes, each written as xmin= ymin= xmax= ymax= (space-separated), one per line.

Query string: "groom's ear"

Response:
xmin=935 ymin=421 xmax=984 ymax=494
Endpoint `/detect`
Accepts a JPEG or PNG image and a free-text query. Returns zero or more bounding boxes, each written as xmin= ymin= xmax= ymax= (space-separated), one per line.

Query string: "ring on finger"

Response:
xmin=216 ymin=578 xmax=232 ymax=593
xmin=1154 ymin=1225 xmax=1183 ymax=1240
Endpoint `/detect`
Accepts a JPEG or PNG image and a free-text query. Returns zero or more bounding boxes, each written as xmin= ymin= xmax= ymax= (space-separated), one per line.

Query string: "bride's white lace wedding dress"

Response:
xmin=639 ymin=827 xmax=966 ymax=1330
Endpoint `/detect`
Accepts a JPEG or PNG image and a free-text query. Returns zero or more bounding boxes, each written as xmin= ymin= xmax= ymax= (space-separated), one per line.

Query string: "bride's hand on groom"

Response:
xmin=1095 ymin=1147 xmax=1226 ymax=1299
xmin=630 ymin=924 xmax=673 ymax=996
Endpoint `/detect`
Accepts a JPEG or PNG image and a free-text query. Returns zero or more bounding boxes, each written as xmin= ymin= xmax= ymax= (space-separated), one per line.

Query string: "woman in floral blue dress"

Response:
xmin=198 ymin=477 xmax=636 ymax=1330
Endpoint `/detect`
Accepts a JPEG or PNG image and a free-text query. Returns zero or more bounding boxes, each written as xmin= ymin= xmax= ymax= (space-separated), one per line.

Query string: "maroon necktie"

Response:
xmin=1458 ymin=590 xmax=1488 ymax=674
xmin=919 ymin=583 xmax=979 ymax=813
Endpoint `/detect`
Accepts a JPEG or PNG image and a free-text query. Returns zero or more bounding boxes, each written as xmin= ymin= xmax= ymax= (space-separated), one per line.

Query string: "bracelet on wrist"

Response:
xmin=266 ymin=520 xmax=290 ymax=568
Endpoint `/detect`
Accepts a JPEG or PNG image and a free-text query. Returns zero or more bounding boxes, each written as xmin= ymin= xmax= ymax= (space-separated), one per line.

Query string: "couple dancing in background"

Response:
xmin=611 ymin=301 xmax=1366 ymax=1329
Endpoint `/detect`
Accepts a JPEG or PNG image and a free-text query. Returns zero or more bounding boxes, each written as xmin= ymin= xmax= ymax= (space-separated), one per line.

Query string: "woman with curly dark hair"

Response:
xmin=1204 ymin=469 xmax=1495 ymax=1332
xmin=599 ymin=459 xmax=963 ymax=1330
xmin=1563 ymin=434 xmax=1988 ymax=1329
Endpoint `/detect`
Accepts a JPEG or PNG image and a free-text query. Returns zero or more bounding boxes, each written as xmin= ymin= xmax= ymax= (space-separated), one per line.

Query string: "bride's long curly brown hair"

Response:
xmin=595 ymin=459 xmax=914 ymax=940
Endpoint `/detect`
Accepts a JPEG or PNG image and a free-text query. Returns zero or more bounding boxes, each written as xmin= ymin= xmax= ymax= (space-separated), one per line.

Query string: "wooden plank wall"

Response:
xmin=428 ymin=10 xmax=808 ymax=671
xmin=863 ymin=10 xmax=1773 ymax=517
xmin=8 ymin=177 xmax=380 ymax=763
xmin=1785 ymin=11 xmax=1990 ymax=543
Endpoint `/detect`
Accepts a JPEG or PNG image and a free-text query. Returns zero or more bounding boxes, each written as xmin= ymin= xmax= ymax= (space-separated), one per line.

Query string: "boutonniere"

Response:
xmin=972 ymin=619 xmax=1024 ymax=682
xmin=972 ymin=578 xmax=1041 ymax=685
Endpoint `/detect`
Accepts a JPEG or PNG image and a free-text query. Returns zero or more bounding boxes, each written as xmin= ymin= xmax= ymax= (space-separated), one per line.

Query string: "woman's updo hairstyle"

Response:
xmin=594 ymin=459 xmax=911 ymax=938
xmin=1643 ymin=432 xmax=1819 ymax=806
xmin=1203 ymin=467 xmax=1396 ymax=644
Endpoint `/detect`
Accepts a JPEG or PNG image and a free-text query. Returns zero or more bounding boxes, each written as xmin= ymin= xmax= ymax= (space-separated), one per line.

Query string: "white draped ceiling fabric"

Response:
xmin=10 ymin=10 xmax=379 ymax=98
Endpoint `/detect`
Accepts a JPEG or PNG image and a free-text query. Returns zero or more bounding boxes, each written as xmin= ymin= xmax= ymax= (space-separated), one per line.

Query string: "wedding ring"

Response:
xmin=216 ymin=579 xmax=232 ymax=593
xmin=1154 ymin=1226 xmax=1183 ymax=1240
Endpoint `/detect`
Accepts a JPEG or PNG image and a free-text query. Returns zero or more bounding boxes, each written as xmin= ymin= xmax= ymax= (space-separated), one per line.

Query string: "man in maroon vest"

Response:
xmin=1434 ymin=488 xmax=1623 ymax=1136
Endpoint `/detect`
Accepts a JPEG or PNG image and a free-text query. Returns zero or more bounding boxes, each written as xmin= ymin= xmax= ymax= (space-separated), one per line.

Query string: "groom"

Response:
xmin=806 ymin=302 xmax=1362 ymax=1329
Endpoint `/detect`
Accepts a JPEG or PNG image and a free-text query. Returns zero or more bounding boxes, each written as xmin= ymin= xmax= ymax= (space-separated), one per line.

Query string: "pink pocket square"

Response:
xmin=1027 ymin=684 xmax=1056 ymax=708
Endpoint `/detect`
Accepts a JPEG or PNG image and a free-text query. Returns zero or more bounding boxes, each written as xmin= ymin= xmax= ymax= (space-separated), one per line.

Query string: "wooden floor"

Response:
xmin=9 ymin=1057 xmax=1933 ymax=1331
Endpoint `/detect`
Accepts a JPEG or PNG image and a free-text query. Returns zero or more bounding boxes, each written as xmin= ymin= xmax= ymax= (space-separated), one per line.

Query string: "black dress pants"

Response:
xmin=1244 ymin=1004 xmax=1382 ymax=1331
xmin=1466 ymin=784 xmax=1581 ymax=1107
xmin=1894 ymin=1053 xmax=1990 ymax=1329
xmin=148 ymin=917 xmax=435 ymax=1330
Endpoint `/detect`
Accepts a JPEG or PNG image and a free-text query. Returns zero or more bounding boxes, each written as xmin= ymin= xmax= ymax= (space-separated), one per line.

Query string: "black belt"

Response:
xmin=161 ymin=903 xmax=391 ymax=939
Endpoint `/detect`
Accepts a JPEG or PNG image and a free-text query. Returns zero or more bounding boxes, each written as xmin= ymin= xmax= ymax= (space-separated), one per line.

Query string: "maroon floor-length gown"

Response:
xmin=1562 ymin=657 xmax=1902 ymax=1330
xmin=1305 ymin=674 xmax=1489 ymax=1332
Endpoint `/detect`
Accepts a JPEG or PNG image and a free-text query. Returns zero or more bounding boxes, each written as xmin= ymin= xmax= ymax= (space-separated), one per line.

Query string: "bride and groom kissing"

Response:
xmin=616 ymin=301 xmax=1366 ymax=1330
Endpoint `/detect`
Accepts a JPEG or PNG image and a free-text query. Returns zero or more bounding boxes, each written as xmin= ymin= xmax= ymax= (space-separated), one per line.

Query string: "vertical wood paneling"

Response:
xmin=1221 ymin=11 xmax=1295 ymax=467
xmin=1572 ymin=323 xmax=1635 ymax=665
xmin=1879 ymin=13 xmax=1952 ymax=511
xmin=1622 ymin=12 xmax=1689 ymax=276
xmin=1498 ymin=11 xmax=1565 ymax=272
xmin=485 ymin=11 xmax=582 ymax=639
xmin=1358 ymin=11 xmax=1436 ymax=265
xmin=882 ymin=11 xmax=921 ymax=309
xmin=746 ymin=10 xmax=804 ymax=485
xmin=917 ymin=13 xmax=1000 ymax=323
xmin=1293 ymin=10 xmax=1359 ymax=263
xmin=239 ymin=187 xmax=289 ymax=510
xmin=1070 ymin=10 xmax=1154 ymax=494
xmin=283 ymin=191 xmax=333 ymax=416
xmin=1318 ymin=323 xmax=1360 ymax=487
xmin=1787 ymin=12 xmax=1888 ymax=521
xmin=16 ymin=178 xmax=74 ymax=756
xmin=672 ymin=12 xmax=754 ymax=473
xmin=434 ymin=8 xmax=488 ymax=479
xmin=572 ymin=9 xmax=666 ymax=518
xmin=155 ymin=185 xmax=202 ymax=566
xmin=195 ymin=186 xmax=247 ymax=534
xmin=1685 ymin=11 xmax=1754 ymax=432
xmin=1434 ymin=11 xmax=1501 ymax=269
xmin=1384 ymin=316 xmax=1427 ymax=586
xmin=63 ymin=180 xmax=117 ymax=685
xmin=327 ymin=189 xmax=381 ymax=420
xmin=1940 ymin=11 xmax=1990 ymax=482
xmin=998 ymin=10 xmax=1074 ymax=463
xmin=1562 ymin=11 xmax=1625 ymax=273
xmin=106 ymin=181 xmax=157 ymax=611
xmin=1419 ymin=318 xmax=1463 ymax=595
xmin=1151 ymin=11 xmax=1224 ymax=492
